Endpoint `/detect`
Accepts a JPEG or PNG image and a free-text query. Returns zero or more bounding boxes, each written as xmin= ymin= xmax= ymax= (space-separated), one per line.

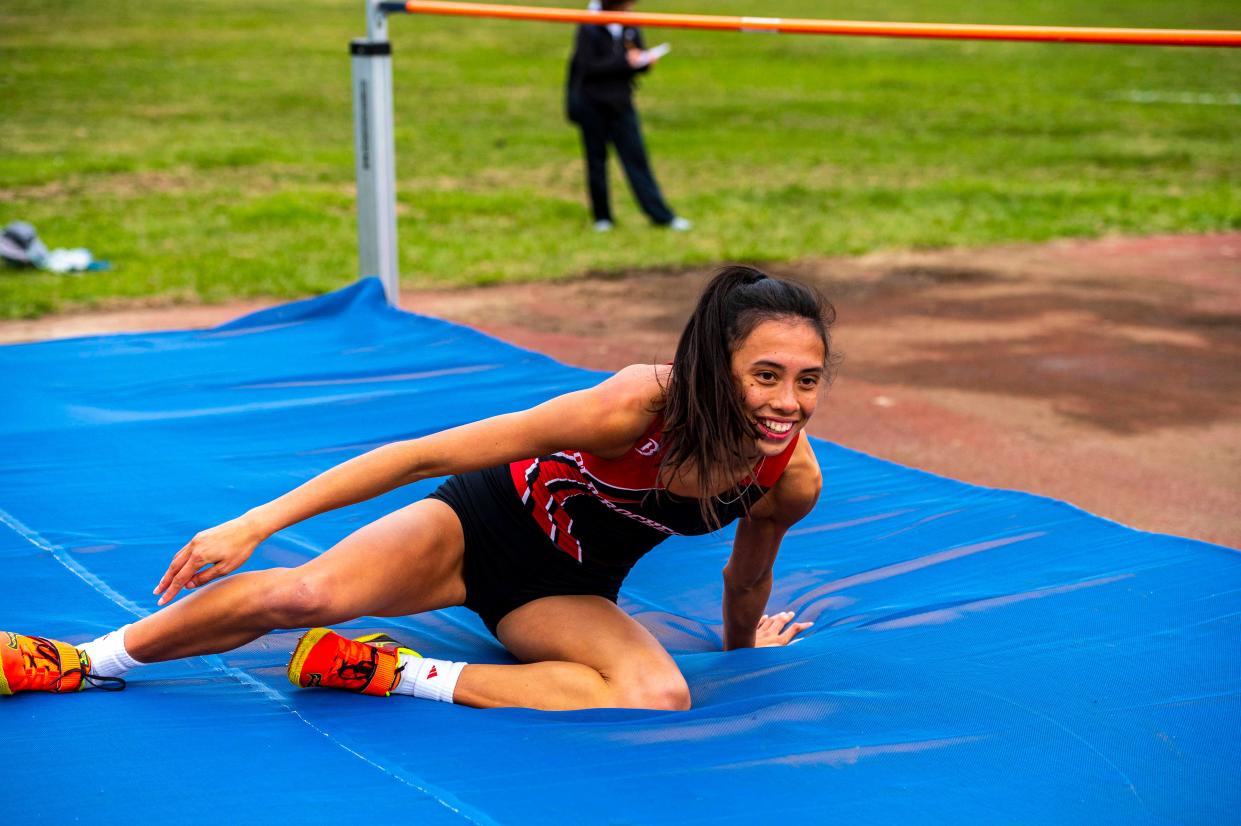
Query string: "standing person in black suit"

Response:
xmin=566 ymin=0 xmax=691 ymax=233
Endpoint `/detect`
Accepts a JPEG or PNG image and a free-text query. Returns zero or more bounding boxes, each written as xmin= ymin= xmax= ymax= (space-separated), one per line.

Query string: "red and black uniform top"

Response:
xmin=509 ymin=413 xmax=799 ymax=574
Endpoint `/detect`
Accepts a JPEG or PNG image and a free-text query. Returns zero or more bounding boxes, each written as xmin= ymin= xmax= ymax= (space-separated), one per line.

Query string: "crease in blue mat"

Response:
xmin=1 ymin=278 xmax=1237 ymax=823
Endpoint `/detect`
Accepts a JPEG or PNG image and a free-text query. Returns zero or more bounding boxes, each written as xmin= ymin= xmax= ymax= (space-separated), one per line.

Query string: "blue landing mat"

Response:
xmin=2 ymin=279 xmax=1237 ymax=823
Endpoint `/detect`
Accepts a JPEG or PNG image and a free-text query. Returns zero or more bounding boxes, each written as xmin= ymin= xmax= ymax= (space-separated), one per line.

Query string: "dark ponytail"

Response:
xmin=659 ymin=265 xmax=835 ymax=527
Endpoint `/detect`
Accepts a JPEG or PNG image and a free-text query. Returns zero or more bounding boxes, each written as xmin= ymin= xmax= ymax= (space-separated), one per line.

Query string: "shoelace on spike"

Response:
xmin=24 ymin=638 xmax=63 ymax=689
xmin=73 ymin=670 xmax=127 ymax=692
xmin=336 ymin=644 xmax=408 ymax=694
xmin=27 ymin=637 xmax=127 ymax=692
xmin=335 ymin=647 xmax=377 ymax=682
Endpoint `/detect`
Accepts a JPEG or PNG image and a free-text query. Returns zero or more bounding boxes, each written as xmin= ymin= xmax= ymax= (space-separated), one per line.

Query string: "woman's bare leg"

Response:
xmin=112 ymin=502 xmax=688 ymax=712
xmin=451 ymin=595 xmax=691 ymax=712
xmin=123 ymin=499 xmax=467 ymax=663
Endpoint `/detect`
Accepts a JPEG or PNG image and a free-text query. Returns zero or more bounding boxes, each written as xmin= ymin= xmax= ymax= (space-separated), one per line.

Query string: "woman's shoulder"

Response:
xmin=785 ymin=436 xmax=822 ymax=490
xmin=752 ymin=436 xmax=822 ymax=524
xmin=569 ymin=364 xmax=668 ymax=454
xmin=780 ymin=437 xmax=823 ymax=507
xmin=600 ymin=363 xmax=671 ymax=408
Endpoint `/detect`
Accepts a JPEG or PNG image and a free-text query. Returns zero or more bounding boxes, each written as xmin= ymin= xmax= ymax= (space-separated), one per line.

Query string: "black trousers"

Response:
xmin=575 ymin=101 xmax=675 ymax=225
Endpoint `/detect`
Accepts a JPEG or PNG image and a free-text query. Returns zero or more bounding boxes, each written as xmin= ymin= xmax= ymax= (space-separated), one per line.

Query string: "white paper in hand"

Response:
xmin=633 ymin=42 xmax=671 ymax=68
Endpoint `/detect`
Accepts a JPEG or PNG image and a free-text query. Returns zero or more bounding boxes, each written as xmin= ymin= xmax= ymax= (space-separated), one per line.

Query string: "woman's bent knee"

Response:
xmin=260 ymin=569 xmax=338 ymax=628
xmin=610 ymin=669 xmax=692 ymax=711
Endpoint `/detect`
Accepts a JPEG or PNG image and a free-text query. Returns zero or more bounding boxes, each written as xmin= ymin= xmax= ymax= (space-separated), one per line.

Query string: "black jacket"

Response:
xmin=566 ymin=23 xmax=650 ymax=120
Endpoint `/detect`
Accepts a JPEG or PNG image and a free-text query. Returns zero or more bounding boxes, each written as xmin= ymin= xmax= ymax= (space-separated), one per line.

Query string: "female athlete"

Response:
xmin=2 ymin=266 xmax=833 ymax=711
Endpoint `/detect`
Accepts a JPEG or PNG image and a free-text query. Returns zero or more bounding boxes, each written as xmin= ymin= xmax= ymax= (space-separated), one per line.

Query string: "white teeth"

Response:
xmin=760 ymin=418 xmax=793 ymax=433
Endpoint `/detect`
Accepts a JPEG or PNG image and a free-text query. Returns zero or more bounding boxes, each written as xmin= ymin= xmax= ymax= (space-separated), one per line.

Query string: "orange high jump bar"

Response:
xmin=383 ymin=1 xmax=1241 ymax=48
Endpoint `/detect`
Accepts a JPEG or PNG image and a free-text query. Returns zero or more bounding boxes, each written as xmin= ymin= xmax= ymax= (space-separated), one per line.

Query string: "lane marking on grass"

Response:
xmin=1112 ymin=90 xmax=1241 ymax=106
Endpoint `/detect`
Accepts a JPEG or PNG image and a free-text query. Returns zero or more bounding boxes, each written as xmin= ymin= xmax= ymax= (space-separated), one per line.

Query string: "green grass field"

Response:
xmin=1 ymin=0 xmax=1238 ymax=317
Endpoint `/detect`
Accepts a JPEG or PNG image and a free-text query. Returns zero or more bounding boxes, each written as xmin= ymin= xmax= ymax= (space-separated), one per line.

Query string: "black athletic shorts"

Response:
xmin=426 ymin=464 xmax=628 ymax=636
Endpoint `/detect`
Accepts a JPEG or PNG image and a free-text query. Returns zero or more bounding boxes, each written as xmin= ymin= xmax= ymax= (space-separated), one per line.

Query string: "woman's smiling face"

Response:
xmin=731 ymin=316 xmax=827 ymax=457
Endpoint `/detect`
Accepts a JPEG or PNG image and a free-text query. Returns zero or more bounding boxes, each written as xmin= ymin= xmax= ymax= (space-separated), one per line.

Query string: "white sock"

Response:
xmin=79 ymin=624 xmax=146 ymax=681
xmin=391 ymin=653 xmax=465 ymax=703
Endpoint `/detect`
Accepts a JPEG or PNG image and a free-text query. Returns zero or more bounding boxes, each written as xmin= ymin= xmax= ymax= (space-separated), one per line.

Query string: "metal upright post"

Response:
xmin=351 ymin=0 xmax=400 ymax=304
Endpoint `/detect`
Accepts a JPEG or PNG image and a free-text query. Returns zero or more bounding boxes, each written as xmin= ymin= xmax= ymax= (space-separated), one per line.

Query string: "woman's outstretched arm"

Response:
xmin=154 ymin=365 xmax=662 ymax=604
xmin=721 ymin=437 xmax=821 ymax=649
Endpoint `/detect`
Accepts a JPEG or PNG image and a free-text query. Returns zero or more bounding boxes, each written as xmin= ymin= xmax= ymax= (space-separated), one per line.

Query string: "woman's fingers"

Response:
xmin=186 ymin=560 xmax=234 ymax=590
xmin=154 ymin=545 xmax=192 ymax=596
xmin=781 ymin=620 xmax=813 ymax=642
xmin=158 ymin=558 xmax=202 ymax=605
xmin=158 ymin=546 xmax=214 ymax=605
xmin=754 ymin=612 xmax=813 ymax=646
xmin=154 ymin=519 xmax=262 ymax=605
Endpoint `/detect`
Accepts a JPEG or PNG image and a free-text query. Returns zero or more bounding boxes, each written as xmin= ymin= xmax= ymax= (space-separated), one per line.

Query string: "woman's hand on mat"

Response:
xmin=154 ymin=515 xmax=266 ymax=605
xmin=754 ymin=611 xmax=813 ymax=647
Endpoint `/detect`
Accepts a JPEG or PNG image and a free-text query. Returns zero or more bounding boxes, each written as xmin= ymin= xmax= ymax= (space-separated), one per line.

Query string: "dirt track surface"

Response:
xmin=4 ymin=233 xmax=1238 ymax=548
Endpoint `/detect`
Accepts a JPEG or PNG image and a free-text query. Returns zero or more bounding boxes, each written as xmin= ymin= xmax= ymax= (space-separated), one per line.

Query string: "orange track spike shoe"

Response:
xmin=1 ymin=631 xmax=126 ymax=695
xmin=287 ymin=628 xmax=420 ymax=697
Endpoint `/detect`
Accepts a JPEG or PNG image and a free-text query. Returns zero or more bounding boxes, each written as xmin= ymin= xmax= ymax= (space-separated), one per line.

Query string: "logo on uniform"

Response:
xmin=636 ymin=438 xmax=660 ymax=456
